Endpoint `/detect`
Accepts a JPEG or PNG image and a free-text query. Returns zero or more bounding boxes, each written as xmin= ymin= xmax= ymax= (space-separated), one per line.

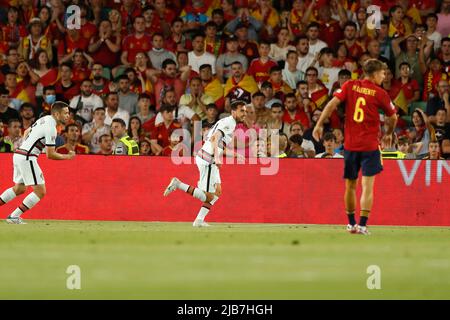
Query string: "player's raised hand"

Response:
xmin=312 ymin=125 xmax=323 ymax=142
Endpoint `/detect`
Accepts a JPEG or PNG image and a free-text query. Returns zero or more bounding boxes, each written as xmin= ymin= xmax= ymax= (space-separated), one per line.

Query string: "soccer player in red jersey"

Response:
xmin=313 ymin=59 xmax=398 ymax=235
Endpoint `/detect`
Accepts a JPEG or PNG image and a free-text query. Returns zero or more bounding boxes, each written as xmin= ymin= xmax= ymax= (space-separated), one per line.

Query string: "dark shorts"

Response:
xmin=343 ymin=149 xmax=383 ymax=180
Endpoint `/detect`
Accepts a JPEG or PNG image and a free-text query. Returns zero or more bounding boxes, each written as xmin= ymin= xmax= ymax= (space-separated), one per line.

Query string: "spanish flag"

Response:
xmin=39 ymin=68 xmax=59 ymax=87
xmin=224 ymin=75 xmax=259 ymax=99
xmin=310 ymin=87 xmax=330 ymax=110
xmin=406 ymin=6 xmax=422 ymax=25
xmin=393 ymin=89 xmax=408 ymax=114
xmin=204 ymin=77 xmax=224 ymax=112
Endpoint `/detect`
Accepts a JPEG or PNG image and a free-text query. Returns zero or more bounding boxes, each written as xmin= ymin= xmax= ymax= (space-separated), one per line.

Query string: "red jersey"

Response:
xmin=319 ymin=20 xmax=343 ymax=49
xmin=1 ymin=24 xmax=27 ymax=44
xmin=90 ymin=36 xmax=120 ymax=68
xmin=390 ymin=79 xmax=420 ymax=102
xmin=282 ymin=108 xmax=311 ymax=129
xmin=56 ymin=143 xmax=89 ymax=154
xmin=151 ymin=121 xmax=182 ymax=148
xmin=80 ymin=22 xmax=97 ymax=40
xmin=121 ymin=34 xmax=153 ymax=64
xmin=334 ymin=79 xmax=396 ymax=151
xmin=55 ymin=81 xmax=80 ymax=102
xmin=162 ymin=145 xmax=185 ymax=157
xmin=247 ymin=58 xmax=278 ymax=84
xmin=238 ymin=41 xmax=259 ymax=62
xmin=58 ymin=35 xmax=89 ymax=57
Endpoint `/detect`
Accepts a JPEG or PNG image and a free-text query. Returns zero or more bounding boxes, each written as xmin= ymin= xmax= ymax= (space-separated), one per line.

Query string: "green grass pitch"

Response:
xmin=0 ymin=220 xmax=449 ymax=299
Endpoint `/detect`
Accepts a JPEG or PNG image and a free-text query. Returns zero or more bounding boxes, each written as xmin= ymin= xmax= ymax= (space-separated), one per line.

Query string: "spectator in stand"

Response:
xmin=199 ymin=64 xmax=225 ymax=112
xmin=108 ymin=8 xmax=125 ymax=38
xmin=437 ymin=0 xmax=450 ymax=39
xmin=149 ymin=58 xmax=190 ymax=110
xmin=388 ymin=5 xmax=413 ymax=38
xmin=139 ymin=139 xmax=153 ymax=156
xmin=410 ymin=108 xmax=433 ymax=158
xmin=37 ymin=85 xmax=56 ymax=117
xmin=148 ymin=33 xmax=177 ymax=71
xmin=15 ymin=61 xmax=39 ymax=105
xmin=0 ymin=86 xmax=19 ymax=123
xmin=111 ymin=118 xmax=139 ymax=155
xmin=288 ymin=121 xmax=315 ymax=157
xmin=179 ymin=77 xmax=214 ymax=121
xmin=161 ymin=132 xmax=185 ymax=157
xmin=390 ymin=62 xmax=420 ymax=115
xmin=97 ymin=134 xmax=113 ymax=155
xmin=151 ymin=104 xmax=181 ymax=154
xmin=88 ymin=19 xmax=121 ymax=70
xmin=37 ymin=5 xmax=64 ymax=49
xmin=57 ymin=28 xmax=89 ymax=65
xmin=91 ymin=63 xmax=113 ymax=98
xmin=269 ymin=27 xmax=296 ymax=63
xmin=69 ymin=79 xmax=104 ymax=125
xmin=251 ymin=91 xmax=270 ymax=127
xmin=18 ymin=17 xmax=53 ymax=62
xmin=204 ymin=22 xmax=224 ymax=57
xmin=119 ymin=16 xmax=152 ymax=72
xmin=338 ymin=21 xmax=365 ymax=61
xmin=268 ymin=65 xmax=293 ymax=101
xmin=421 ymin=57 xmax=446 ymax=101
xmin=425 ymin=13 xmax=442 ymax=53
xmin=282 ymin=92 xmax=310 ymax=129
xmin=332 ymin=128 xmax=344 ymax=155
xmin=202 ymin=104 xmax=219 ymax=128
xmin=216 ymin=35 xmax=248 ymax=83
xmin=82 ymin=106 xmax=111 ymax=154
xmin=426 ymin=79 xmax=450 ymax=122
xmin=180 ymin=0 xmax=210 ymax=34
xmin=315 ymin=132 xmax=344 ymax=158
xmin=133 ymin=93 xmax=155 ymax=125
xmin=31 ymin=49 xmax=58 ymax=100
xmin=248 ymin=40 xmax=278 ymax=85
xmin=104 ymin=91 xmax=130 ymax=129
xmin=317 ymin=47 xmax=340 ymax=93
xmin=19 ymin=102 xmax=35 ymax=131
xmin=116 ymin=75 xmax=139 ymax=116
xmin=267 ymin=102 xmax=289 ymax=136
xmin=56 ymin=123 xmax=90 ymax=155
xmin=4 ymin=118 xmax=23 ymax=151
xmin=153 ymin=87 xmax=200 ymax=130
xmin=295 ymin=35 xmax=316 ymax=75
xmin=1 ymin=7 xmax=27 ymax=50
xmin=305 ymin=22 xmax=327 ymax=56
xmin=166 ymin=18 xmax=192 ymax=54
xmin=128 ymin=116 xmax=146 ymax=143
xmin=234 ymin=22 xmax=260 ymax=63
xmin=0 ymin=118 xmax=13 ymax=153
xmin=1 ymin=48 xmax=20 ymax=78
xmin=432 ymin=108 xmax=450 ymax=158
xmin=422 ymin=140 xmax=444 ymax=159
xmin=221 ymin=0 xmax=237 ymax=23
xmin=225 ymin=7 xmax=262 ymax=43
xmin=282 ymin=50 xmax=304 ymax=90
xmin=188 ymin=33 xmax=216 ymax=75
xmin=223 ymin=61 xmax=258 ymax=111
xmin=251 ymin=0 xmax=280 ymax=41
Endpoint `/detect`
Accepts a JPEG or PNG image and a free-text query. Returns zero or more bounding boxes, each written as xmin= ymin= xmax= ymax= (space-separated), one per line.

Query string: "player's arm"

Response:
xmin=210 ymin=130 xmax=224 ymax=166
xmin=312 ymin=96 xmax=341 ymax=141
xmin=46 ymin=146 xmax=75 ymax=160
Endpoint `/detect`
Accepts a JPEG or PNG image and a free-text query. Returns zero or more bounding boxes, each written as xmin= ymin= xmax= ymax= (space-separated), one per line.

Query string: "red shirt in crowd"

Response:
xmin=282 ymin=107 xmax=311 ymax=129
xmin=56 ymin=144 xmax=90 ymax=154
xmin=390 ymin=79 xmax=420 ymax=102
xmin=334 ymin=79 xmax=396 ymax=151
xmin=151 ymin=121 xmax=182 ymax=148
xmin=247 ymin=58 xmax=278 ymax=84
xmin=121 ymin=34 xmax=153 ymax=64
xmin=58 ymin=35 xmax=89 ymax=57
xmin=55 ymin=82 xmax=80 ymax=102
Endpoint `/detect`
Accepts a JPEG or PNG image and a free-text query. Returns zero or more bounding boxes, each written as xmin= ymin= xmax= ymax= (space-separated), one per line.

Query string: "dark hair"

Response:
xmin=284 ymin=92 xmax=296 ymax=100
xmin=230 ymin=100 xmax=246 ymax=111
xmin=286 ymin=50 xmax=298 ymax=58
xmin=99 ymin=134 xmax=111 ymax=144
xmin=105 ymin=91 xmax=118 ymax=100
xmin=43 ymin=85 xmax=56 ymax=94
xmin=172 ymin=17 xmax=184 ymax=26
xmin=206 ymin=103 xmax=217 ymax=110
xmin=51 ymin=101 xmax=70 ymax=114
xmin=296 ymin=80 xmax=307 ymax=87
xmin=270 ymin=66 xmax=282 ymax=73
xmin=162 ymin=59 xmax=177 ymax=69
xmin=152 ymin=32 xmax=164 ymax=40
xmin=441 ymin=37 xmax=450 ymax=45
xmin=0 ymin=86 xmax=9 ymax=95
xmin=160 ymin=104 xmax=175 ymax=113
xmin=192 ymin=32 xmax=206 ymax=41
xmin=118 ymin=74 xmax=130 ymax=82
xmin=212 ymin=8 xmax=224 ymax=16
xmin=138 ymin=93 xmax=152 ymax=100
xmin=205 ymin=21 xmax=217 ymax=29
xmin=112 ymin=118 xmax=126 ymax=127
xmin=323 ymin=132 xmax=337 ymax=142
xmin=426 ymin=13 xmax=438 ymax=21
xmin=60 ymin=62 xmax=73 ymax=70
xmin=389 ymin=5 xmax=403 ymax=17
xmin=128 ymin=116 xmax=142 ymax=137
xmin=399 ymin=62 xmax=411 ymax=70
xmin=252 ymin=91 xmax=265 ymax=98
xmin=19 ymin=102 xmax=35 ymax=112
xmin=199 ymin=64 xmax=212 ymax=71
xmin=305 ymin=66 xmax=318 ymax=75
xmin=8 ymin=118 xmax=21 ymax=126
xmin=270 ymin=102 xmax=283 ymax=110
xmin=289 ymin=134 xmax=303 ymax=145
xmin=343 ymin=21 xmax=357 ymax=30
xmin=307 ymin=22 xmax=320 ymax=30
xmin=65 ymin=123 xmax=80 ymax=132
xmin=231 ymin=61 xmax=243 ymax=67
xmin=338 ymin=69 xmax=351 ymax=78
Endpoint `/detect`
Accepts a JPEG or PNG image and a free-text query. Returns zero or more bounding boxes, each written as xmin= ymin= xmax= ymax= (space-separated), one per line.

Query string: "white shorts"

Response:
xmin=13 ymin=154 xmax=45 ymax=186
xmin=195 ymin=157 xmax=221 ymax=193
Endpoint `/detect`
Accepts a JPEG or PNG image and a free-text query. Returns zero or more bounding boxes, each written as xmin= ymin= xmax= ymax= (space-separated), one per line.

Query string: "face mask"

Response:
xmin=45 ymin=94 xmax=56 ymax=105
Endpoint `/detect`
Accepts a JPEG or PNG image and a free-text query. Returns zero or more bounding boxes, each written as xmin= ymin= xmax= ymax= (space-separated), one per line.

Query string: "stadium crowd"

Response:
xmin=0 ymin=0 xmax=449 ymax=159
